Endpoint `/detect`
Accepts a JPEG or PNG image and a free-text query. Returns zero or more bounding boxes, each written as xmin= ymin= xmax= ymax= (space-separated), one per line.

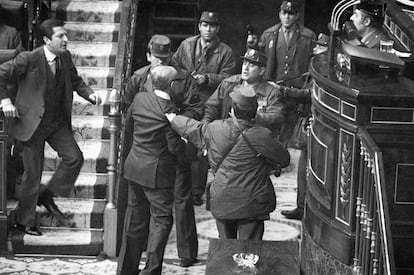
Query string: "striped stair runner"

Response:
xmin=10 ymin=0 xmax=122 ymax=256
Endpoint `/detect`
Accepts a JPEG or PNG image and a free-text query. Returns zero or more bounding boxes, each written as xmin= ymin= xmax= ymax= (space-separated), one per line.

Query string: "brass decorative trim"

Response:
xmin=335 ymin=129 xmax=355 ymax=226
xmin=394 ymin=163 xmax=414 ymax=204
xmin=341 ymin=101 xmax=356 ymax=121
xmin=309 ymin=126 xmax=328 ymax=185
xmin=318 ymin=86 xmax=340 ymax=114
xmin=371 ymin=107 xmax=414 ymax=124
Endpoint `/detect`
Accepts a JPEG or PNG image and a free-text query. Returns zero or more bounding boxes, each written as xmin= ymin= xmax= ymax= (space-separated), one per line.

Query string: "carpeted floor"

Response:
xmin=0 ymin=149 xmax=301 ymax=275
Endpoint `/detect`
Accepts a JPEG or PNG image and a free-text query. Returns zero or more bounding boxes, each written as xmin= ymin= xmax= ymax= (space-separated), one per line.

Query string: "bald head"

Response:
xmin=150 ymin=65 xmax=178 ymax=92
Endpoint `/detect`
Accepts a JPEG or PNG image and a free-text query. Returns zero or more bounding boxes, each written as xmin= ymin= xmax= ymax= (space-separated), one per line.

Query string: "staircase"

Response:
xmin=148 ymin=0 xmax=199 ymax=49
xmin=9 ymin=0 xmax=123 ymax=256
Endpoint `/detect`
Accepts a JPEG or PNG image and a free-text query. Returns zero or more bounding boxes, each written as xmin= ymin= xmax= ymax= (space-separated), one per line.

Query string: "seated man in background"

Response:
xmin=347 ymin=0 xmax=386 ymax=49
xmin=166 ymin=85 xmax=290 ymax=240
xmin=117 ymin=66 xmax=184 ymax=275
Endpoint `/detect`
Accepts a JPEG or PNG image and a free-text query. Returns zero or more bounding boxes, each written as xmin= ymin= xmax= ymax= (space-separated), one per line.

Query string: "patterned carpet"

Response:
xmin=0 ymin=149 xmax=301 ymax=275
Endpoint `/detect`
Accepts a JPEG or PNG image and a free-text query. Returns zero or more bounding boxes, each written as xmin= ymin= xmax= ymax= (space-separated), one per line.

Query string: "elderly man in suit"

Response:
xmin=122 ymin=34 xmax=202 ymax=267
xmin=117 ymin=65 xmax=184 ymax=275
xmin=0 ymin=19 xmax=100 ymax=236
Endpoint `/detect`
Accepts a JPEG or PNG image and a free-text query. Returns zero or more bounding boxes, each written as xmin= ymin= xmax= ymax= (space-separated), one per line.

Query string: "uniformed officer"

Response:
xmin=247 ymin=0 xmax=315 ymax=147
xmin=172 ymin=11 xmax=235 ymax=208
xmin=349 ymin=1 xmax=387 ymax=48
xmin=203 ymin=48 xmax=285 ymax=139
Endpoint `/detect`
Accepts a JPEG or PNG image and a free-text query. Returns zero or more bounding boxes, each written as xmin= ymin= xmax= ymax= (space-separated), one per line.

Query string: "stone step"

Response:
xmin=73 ymin=88 xmax=112 ymax=116
xmin=37 ymin=198 xmax=105 ymax=229
xmin=65 ymin=22 xmax=120 ymax=43
xmin=11 ymin=228 xmax=103 ymax=256
xmin=52 ymin=0 xmax=121 ymax=24
xmin=68 ymin=42 xmax=118 ymax=68
xmin=77 ymin=67 xmax=115 ymax=89
xmin=44 ymin=139 xmax=109 ymax=174
xmin=41 ymin=171 xmax=107 ymax=199
xmin=72 ymin=115 xmax=109 ymax=140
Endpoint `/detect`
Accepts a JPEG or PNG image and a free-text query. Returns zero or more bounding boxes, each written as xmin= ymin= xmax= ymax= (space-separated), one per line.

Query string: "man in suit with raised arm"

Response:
xmin=117 ymin=65 xmax=184 ymax=275
xmin=0 ymin=19 xmax=100 ymax=236
xmin=122 ymin=35 xmax=202 ymax=267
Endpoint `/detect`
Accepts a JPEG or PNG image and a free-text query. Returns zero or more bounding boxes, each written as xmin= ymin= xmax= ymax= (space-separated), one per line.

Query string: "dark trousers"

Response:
xmin=117 ymin=182 xmax=174 ymax=275
xmin=191 ymin=153 xmax=209 ymax=197
xmin=296 ymin=149 xmax=307 ymax=210
xmin=215 ymin=219 xmax=265 ymax=241
xmin=16 ymin=124 xmax=83 ymax=227
xmin=175 ymin=160 xmax=198 ymax=259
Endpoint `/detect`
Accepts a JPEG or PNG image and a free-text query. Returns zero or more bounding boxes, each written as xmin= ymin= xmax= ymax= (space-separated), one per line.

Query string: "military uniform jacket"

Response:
xmin=203 ymin=74 xmax=285 ymax=136
xmin=171 ymin=115 xmax=290 ymax=220
xmin=258 ymin=23 xmax=315 ymax=87
xmin=360 ymin=28 xmax=387 ymax=49
xmin=122 ymin=64 xmax=203 ymax=120
xmin=123 ymin=90 xmax=183 ymax=188
xmin=172 ymin=35 xmax=236 ymax=101
xmin=0 ymin=47 xmax=94 ymax=141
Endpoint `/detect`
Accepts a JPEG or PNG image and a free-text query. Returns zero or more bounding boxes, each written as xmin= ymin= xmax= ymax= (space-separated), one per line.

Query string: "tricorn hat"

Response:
xmin=241 ymin=48 xmax=267 ymax=67
xmin=280 ymin=1 xmax=299 ymax=13
xmin=148 ymin=34 xmax=171 ymax=57
xmin=230 ymin=85 xmax=258 ymax=112
xmin=355 ymin=1 xmax=384 ymax=25
xmin=200 ymin=11 xmax=219 ymax=24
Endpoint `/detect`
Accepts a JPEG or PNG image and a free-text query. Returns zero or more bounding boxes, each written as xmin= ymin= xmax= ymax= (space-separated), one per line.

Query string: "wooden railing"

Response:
xmin=103 ymin=0 xmax=138 ymax=258
xmin=353 ymin=128 xmax=396 ymax=275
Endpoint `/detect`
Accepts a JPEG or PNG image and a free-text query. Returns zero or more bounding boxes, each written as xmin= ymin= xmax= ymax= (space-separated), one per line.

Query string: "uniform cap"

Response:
xmin=355 ymin=1 xmax=384 ymax=26
xmin=280 ymin=1 xmax=298 ymax=13
xmin=356 ymin=1 xmax=383 ymax=18
xmin=148 ymin=34 xmax=171 ymax=57
xmin=200 ymin=11 xmax=219 ymax=24
xmin=230 ymin=85 xmax=258 ymax=112
xmin=241 ymin=48 xmax=267 ymax=67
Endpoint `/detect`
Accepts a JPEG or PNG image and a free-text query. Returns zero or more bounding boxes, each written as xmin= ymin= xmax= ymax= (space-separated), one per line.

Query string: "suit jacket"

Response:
xmin=123 ymin=90 xmax=183 ymax=189
xmin=258 ymin=23 xmax=315 ymax=87
xmin=122 ymin=64 xmax=203 ymax=120
xmin=172 ymin=35 xmax=235 ymax=101
xmin=0 ymin=46 xmax=94 ymax=141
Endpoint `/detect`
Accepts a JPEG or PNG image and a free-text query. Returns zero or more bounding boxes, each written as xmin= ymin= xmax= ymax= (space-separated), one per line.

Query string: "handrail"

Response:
xmin=353 ymin=127 xmax=396 ymax=275
xmin=103 ymin=0 xmax=138 ymax=257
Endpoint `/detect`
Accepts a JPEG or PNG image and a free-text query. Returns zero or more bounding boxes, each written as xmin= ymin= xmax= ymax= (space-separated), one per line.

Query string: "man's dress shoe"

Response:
xmin=180 ymin=257 xmax=198 ymax=267
xmin=15 ymin=223 xmax=42 ymax=236
xmin=38 ymin=192 xmax=64 ymax=217
xmin=281 ymin=208 xmax=304 ymax=220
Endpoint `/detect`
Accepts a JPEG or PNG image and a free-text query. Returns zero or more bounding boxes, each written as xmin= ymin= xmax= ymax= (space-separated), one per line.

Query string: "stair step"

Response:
xmin=73 ymin=89 xmax=111 ymax=116
xmin=52 ymin=1 xmax=121 ymax=24
xmin=72 ymin=115 xmax=109 ymax=140
xmin=68 ymin=42 xmax=118 ymax=68
xmin=44 ymin=140 xmax=109 ymax=173
xmin=37 ymin=198 xmax=105 ymax=229
xmin=77 ymin=67 xmax=115 ymax=89
xmin=65 ymin=22 xmax=120 ymax=42
xmin=41 ymin=171 xmax=107 ymax=199
xmin=11 ymin=228 xmax=103 ymax=256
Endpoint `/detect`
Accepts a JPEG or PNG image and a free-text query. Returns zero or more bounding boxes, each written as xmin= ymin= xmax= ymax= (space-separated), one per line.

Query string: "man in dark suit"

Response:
xmin=117 ymin=65 xmax=183 ymax=275
xmin=0 ymin=19 xmax=100 ymax=236
xmin=122 ymin=35 xmax=201 ymax=267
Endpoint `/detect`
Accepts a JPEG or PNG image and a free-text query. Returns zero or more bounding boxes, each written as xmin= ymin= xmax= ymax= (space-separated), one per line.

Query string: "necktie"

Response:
xmin=284 ymin=29 xmax=292 ymax=47
xmin=54 ymin=56 xmax=60 ymax=78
